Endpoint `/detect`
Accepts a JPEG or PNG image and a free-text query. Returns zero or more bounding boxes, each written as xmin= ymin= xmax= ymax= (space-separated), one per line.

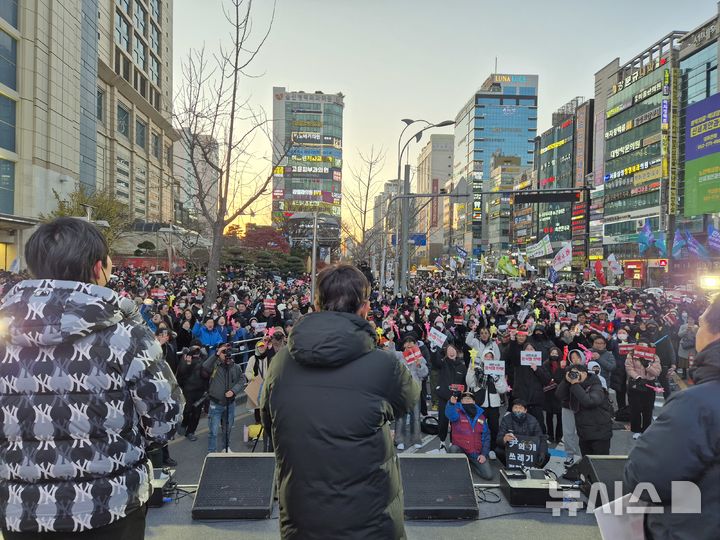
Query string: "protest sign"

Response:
xmin=520 ymin=350 xmax=542 ymax=367
xmin=403 ymin=347 xmax=424 ymax=364
xmin=618 ymin=343 xmax=635 ymax=356
xmin=506 ymin=435 xmax=542 ymax=470
xmin=633 ymin=346 xmax=656 ymax=361
xmin=428 ymin=327 xmax=448 ymax=348
xmin=483 ymin=360 xmax=505 ymax=377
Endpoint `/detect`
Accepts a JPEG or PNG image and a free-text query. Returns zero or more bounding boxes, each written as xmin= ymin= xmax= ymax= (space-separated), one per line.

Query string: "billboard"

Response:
xmin=685 ymin=93 xmax=720 ymax=216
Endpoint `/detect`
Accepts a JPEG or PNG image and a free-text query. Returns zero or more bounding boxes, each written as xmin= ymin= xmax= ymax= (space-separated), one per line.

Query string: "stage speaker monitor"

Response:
xmin=192 ymin=452 xmax=275 ymax=520
xmin=572 ymin=455 xmax=629 ymax=498
xmin=399 ymin=454 xmax=479 ymax=520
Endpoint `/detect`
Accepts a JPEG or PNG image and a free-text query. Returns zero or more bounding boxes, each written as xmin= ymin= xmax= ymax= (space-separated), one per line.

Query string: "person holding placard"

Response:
xmin=465 ymin=349 xmax=507 ymax=458
xmin=509 ymin=342 xmax=547 ymax=434
xmin=495 ymin=399 xmax=548 ymax=468
xmin=625 ymin=341 xmax=662 ymax=439
xmin=395 ymin=337 xmax=429 ymax=450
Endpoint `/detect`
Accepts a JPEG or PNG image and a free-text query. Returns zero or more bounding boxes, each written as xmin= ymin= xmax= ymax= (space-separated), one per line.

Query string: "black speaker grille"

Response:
xmin=192 ymin=454 xmax=275 ymax=519
xmin=399 ymin=456 xmax=478 ymax=520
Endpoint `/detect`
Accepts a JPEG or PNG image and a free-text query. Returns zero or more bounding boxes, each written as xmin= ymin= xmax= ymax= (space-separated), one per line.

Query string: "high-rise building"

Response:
xmin=100 ymin=0 xmax=177 ymax=223
xmin=416 ymin=134 xmax=453 ymax=265
xmin=534 ymin=97 xmax=594 ymax=271
xmin=598 ymin=32 xmax=685 ymax=283
xmin=486 ymin=155 xmax=521 ymax=254
xmin=0 ymin=1 xmax=178 ymax=269
xmin=453 ymin=74 xmax=538 ymax=256
xmin=271 ymin=87 xmax=344 ymax=231
xmin=173 ymin=130 xmax=219 ymax=232
xmin=511 ymin=169 xmax=536 ymax=249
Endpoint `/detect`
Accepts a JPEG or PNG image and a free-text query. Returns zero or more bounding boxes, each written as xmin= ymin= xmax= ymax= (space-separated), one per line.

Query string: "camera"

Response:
xmin=567 ymin=370 xmax=581 ymax=381
xmin=449 ymin=384 xmax=465 ymax=399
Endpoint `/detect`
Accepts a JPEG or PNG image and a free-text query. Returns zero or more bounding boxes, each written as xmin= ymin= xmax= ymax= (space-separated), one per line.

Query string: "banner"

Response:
xmin=686 ymin=229 xmax=710 ymax=260
xmin=607 ymin=254 xmax=623 ymax=276
xmin=520 ymin=350 xmax=543 ymax=367
xmin=618 ymin=343 xmax=635 ymax=356
xmin=685 ymin=93 xmax=720 ymax=216
xmin=633 ymin=346 xmax=656 ymax=362
xmin=548 ymin=267 xmax=559 ymax=284
xmin=551 ymin=242 xmax=572 ymax=271
xmin=506 ymin=435 xmax=541 ymax=470
xmin=497 ymin=255 xmax=519 ymax=277
xmin=263 ymin=298 xmax=277 ymax=313
xmin=526 ymin=235 xmax=554 ymax=259
xmin=638 ymin=219 xmax=655 ymax=256
xmin=403 ymin=347 xmax=423 ymax=364
xmin=594 ymin=260 xmax=607 ymax=286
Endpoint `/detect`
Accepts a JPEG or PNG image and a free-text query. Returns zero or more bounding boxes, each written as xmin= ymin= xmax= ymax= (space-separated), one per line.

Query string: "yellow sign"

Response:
xmin=633 ymin=165 xmax=662 ymax=186
xmin=540 ymin=138 xmax=567 ymax=155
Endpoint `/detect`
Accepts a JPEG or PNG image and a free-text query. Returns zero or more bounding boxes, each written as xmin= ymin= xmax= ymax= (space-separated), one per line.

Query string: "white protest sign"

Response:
xmin=428 ymin=327 xmax=448 ymax=349
xmin=255 ymin=322 xmax=267 ymax=332
xmin=520 ymin=350 xmax=543 ymax=367
xmin=551 ymin=242 xmax=572 ymax=271
xmin=483 ymin=359 xmax=505 ymax=377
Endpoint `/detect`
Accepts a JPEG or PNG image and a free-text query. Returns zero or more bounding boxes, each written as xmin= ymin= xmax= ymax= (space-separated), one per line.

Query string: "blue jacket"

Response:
xmin=192 ymin=321 xmax=224 ymax=350
xmin=445 ymin=401 xmax=490 ymax=457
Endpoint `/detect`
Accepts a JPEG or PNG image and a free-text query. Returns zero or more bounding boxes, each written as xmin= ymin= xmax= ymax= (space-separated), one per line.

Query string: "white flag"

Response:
xmin=607 ymin=254 xmax=623 ymax=276
xmin=551 ymin=242 xmax=572 ymax=271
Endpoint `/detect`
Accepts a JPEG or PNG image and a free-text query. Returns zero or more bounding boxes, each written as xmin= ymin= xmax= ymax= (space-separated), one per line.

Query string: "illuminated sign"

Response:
xmin=292 ymin=120 xmax=322 ymax=128
xmin=287 ymin=165 xmax=331 ymax=174
xmin=630 ymin=181 xmax=661 ymax=196
xmin=633 ymin=165 xmax=663 ymax=186
xmin=605 ymin=120 xmax=633 ymax=140
xmin=611 ymin=58 xmax=661 ymax=95
xmin=661 ymin=100 xmax=670 ymax=130
xmin=606 ymin=99 xmax=633 ymax=119
xmin=663 ymin=69 xmax=670 ymax=96
xmin=493 ymin=74 xmax=528 ymax=84
xmin=540 ymin=139 xmax=567 ymax=154
xmin=561 ymin=119 xmax=573 ymax=129
xmin=634 ymin=106 xmax=661 ymax=128
xmin=605 ymin=158 xmax=662 ymax=181
xmin=539 ymin=176 xmax=556 ymax=187
xmin=633 ymin=81 xmax=662 ymax=105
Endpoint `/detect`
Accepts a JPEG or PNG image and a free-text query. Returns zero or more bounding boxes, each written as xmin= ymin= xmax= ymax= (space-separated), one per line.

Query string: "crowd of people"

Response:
xmin=25 ymin=261 xmax=697 ymax=469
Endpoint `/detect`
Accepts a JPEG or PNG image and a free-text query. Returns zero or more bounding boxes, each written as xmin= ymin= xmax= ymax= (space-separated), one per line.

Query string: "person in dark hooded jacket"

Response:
xmin=624 ymin=295 xmax=720 ymax=540
xmin=261 ymin=265 xmax=419 ymax=540
xmin=555 ymin=364 xmax=613 ymax=455
xmin=509 ymin=341 xmax=547 ymax=433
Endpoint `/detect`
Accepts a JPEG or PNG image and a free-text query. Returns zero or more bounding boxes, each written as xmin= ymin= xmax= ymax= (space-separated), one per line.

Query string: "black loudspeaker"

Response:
xmin=191 ymin=453 xmax=275 ymax=519
xmin=399 ymin=454 xmax=478 ymax=520
xmin=570 ymin=455 xmax=629 ymax=497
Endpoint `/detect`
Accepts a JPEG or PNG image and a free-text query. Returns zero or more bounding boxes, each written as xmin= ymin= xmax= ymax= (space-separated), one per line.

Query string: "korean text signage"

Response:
xmin=685 ymin=93 xmax=720 ymax=216
xmin=506 ymin=435 xmax=541 ymax=469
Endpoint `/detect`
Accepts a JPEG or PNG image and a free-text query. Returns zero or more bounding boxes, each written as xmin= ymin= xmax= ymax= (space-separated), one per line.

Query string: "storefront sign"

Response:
xmin=685 ymin=93 xmax=720 ymax=216
xmin=540 ymin=139 xmax=567 ymax=154
xmin=611 ymin=58 xmax=662 ymax=95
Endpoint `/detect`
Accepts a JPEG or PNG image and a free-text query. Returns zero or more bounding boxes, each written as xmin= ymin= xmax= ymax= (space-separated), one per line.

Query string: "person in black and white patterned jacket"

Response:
xmin=0 ymin=217 xmax=184 ymax=540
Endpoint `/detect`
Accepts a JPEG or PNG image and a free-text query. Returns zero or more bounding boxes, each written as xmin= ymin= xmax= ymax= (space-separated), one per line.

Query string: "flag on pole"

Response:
xmin=551 ymin=242 xmax=572 ymax=271
xmin=594 ymin=260 xmax=607 ymax=286
xmin=548 ymin=267 xmax=558 ymax=284
xmin=671 ymin=229 xmax=686 ymax=259
xmin=638 ymin=218 xmax=655 ymax=255
xmin=655 ymin=232 xmax=667 ymax=257
xmin=607 ymin=254 xmax=623 ymax=276
xmin=708 ymin=224 xmax=720 ymax=252
xmin=686 ymin=230 xmax=710 ymax=260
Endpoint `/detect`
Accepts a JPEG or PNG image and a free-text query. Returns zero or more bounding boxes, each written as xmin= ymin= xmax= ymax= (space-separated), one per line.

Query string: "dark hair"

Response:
xmin=25 ymin=217 xmax=109 ymax=283
xmin=403 ymin=335 xmax=418 ymax=345
xmin=315 ymin=264 xmax=370 ymax=313
xmin=702 ymin=294 xmax=720 ymax=335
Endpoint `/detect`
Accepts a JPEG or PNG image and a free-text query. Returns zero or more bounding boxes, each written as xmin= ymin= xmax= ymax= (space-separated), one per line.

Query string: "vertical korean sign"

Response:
xmin=684 ymin=93 xmax=720 ymax=216
xmin=431 ymin=178 xmax=439 ymax=227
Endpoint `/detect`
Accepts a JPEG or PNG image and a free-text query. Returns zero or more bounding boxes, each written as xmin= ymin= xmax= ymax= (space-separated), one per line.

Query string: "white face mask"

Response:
xmin=251 ymin=321 xmax=257 ymax=329
xmin=617 ymin=332 xmax=628 ymax=342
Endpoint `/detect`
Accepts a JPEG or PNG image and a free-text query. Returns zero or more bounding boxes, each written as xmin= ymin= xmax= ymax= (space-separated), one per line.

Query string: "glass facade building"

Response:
xmin=454 ymin=74 xmax=538 ymax=255
xmin=271 ymin=87 xmax=344 ymax=230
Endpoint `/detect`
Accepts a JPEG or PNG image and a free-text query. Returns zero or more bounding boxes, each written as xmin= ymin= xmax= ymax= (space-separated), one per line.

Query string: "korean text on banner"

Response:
xmin=428 ymin=327 xmax=448 ymax=349
xmin=483 ymin=360 xmax=505 ymax=378
xmin=520 ymin=350 xmax=543 ymax=367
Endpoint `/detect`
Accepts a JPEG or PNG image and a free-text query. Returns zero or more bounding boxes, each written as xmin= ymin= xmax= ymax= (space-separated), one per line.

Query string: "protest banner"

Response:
xmin=520 ymin=350 xmax=542 ymax=367
xmin=428 ymin=327 xmax=448 ymax=348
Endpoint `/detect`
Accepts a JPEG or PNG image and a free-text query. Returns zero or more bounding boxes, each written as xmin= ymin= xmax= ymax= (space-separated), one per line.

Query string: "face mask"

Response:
xmin=593 ymin=370 xmax=600 ymax=376
xmin=436 ymin=323 xmax=444 ymax=329
xmin=512 ymin=412 xmax=526 ymax=422
xmin=178 ymin=303 xmax=186 ymax=309
xmin=550 ymin=355 xmax=560 ymax=361
xmin=617 ymin=332 xmax=628 ymax=342
xmin=251 ymin=321 xmax=257 ymax=328
xmin=462 ymin=404 xmax=476 ymax=417
xmin=490 ymin=318 xmax=496 ymax=324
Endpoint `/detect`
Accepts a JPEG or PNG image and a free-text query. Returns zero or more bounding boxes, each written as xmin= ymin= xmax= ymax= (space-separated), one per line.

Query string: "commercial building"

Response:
xmin=673 ymin=12 xmax=720 ymax=282
xmin=0 ymin=0 xmax=177 ymax=269
xmin=599 ymin=32 xmax=685 ymax=283
xmin=533 ymin=97 xmax=594 ymax=271
xmin=511 ymin=169 xmax=536 ymax=249
xmin=271 ymin=87 xmax=344 ymax=232
xmin=453 ymin=73 xmax=538 ymax=256
xmin=486 ymin=155 xmax=520 ymax=254
xmin=415 ymin=134 xmax=453 ymax=264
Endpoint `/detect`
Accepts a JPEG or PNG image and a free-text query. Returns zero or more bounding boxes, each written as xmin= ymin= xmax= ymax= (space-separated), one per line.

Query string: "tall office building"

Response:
xmin=454 ymin=74 xmax=538 ymax=256
xmin=486 ymin=154 xmax=521 ymax=253
xmin=416 ymin=134 xmax=453 ymax=265
xmin=271 ymin=87 xmax=344 ymax=230
xmin=0 ymin=1 xmax=177 ymax=270
xmin=598 ymin=32 xmax=685 ymax=284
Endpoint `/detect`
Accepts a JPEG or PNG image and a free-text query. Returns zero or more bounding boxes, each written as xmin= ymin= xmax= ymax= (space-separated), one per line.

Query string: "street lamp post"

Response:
xmin=394 ymin=119 xmax=454 ymax=296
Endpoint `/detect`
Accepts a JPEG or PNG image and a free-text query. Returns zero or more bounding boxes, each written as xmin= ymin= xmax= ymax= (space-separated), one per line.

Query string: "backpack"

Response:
xmin=680 ymin=331 xmax=696 ymax=350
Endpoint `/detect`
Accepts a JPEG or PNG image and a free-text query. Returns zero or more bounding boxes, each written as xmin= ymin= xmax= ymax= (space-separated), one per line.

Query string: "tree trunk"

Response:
xmin=205 ymin=221 xmax=225 ymax=312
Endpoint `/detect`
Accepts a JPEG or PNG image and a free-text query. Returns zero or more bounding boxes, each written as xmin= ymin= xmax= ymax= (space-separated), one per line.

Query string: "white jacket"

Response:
xmin=466 ymin=331 xmax=501 ymax=363
xmin=465 ymin=353 xmax=508 ymax=408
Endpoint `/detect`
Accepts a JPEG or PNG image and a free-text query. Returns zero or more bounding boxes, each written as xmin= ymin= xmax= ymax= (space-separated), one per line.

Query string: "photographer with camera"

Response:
xmin=625 ymin=340 xmax=662 ymax=439
xmin=445 ymin=392 xmax=493 ymax=480
xmin=177 ymin=341 xmax=209 ymax=442
xmin=202 ymin=343 xmax=245 ymax=453
xmin=556 ymin=363 xmax=613 ymax=456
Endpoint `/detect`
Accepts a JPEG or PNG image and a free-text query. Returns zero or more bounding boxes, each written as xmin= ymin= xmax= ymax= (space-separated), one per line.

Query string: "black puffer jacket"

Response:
xmin=556 ymin=373 xmax=613 ymax=442
xmin=432 ymin=355 xmax=468 ymax=401
xmin=624 ymin=338 xmax=720 ymax=540
xmin=261 ymin=311 xmax=419 ymax=540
